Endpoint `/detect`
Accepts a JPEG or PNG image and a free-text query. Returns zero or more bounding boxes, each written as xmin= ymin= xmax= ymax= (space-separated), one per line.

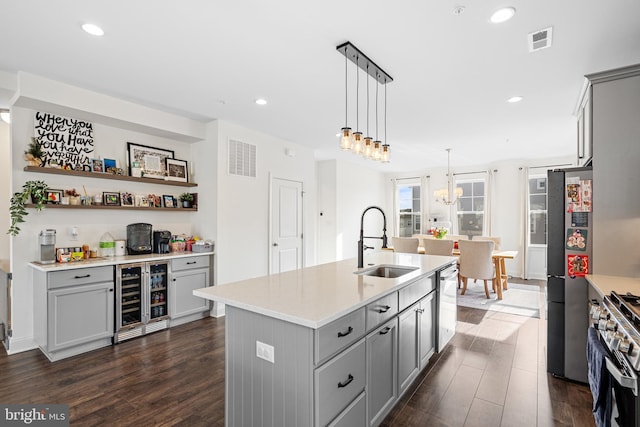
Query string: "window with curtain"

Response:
xmin=397 ymin=183 xmax=421 ymax=237
xmin=529 ymin=175 xmax=547 ymax=245
xmin=456 ymin=179 xmax=485 ymax=238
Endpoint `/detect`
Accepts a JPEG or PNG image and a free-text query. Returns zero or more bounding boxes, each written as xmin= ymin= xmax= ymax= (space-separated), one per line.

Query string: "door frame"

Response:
xmin=268 ymin=173 xmax=304 ymax=275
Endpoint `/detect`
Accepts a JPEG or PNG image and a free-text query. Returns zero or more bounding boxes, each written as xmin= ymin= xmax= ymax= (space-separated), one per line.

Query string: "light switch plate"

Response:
xmin=256 ymin=340 xmax=275 ymax=363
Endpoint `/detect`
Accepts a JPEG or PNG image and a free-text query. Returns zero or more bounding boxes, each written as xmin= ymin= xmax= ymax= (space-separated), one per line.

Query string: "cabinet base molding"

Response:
xmin=39 ymin=337 xmax=113 ymax=362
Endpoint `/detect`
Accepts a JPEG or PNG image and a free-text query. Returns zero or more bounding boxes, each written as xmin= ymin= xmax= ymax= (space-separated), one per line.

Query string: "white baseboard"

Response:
xmin=6 ymin=336 xmax=37 ymax=355
xmin=210 ymin=302 xmax=225 ymax=318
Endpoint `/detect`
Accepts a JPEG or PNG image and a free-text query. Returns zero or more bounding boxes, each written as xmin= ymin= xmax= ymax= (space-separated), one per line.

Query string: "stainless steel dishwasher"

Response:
xmin=437 ymin=263 xmax=458 ymax=352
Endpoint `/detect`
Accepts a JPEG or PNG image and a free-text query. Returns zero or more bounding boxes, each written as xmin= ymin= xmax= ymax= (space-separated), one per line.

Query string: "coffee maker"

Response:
xmin=39 ymin=229 xmax=56 ymax=264
xmin=153 ymin=230 xmax=171 ymax=254
xmin=126 ymin=223 xmax=153 ymax=255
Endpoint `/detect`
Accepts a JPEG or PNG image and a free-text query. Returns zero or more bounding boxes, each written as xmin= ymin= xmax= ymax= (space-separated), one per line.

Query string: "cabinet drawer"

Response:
xmin=399 ymin=274 xmax=435 ymax=312
xmin=315 ymin=308 xmax=365 ymax=365
xmin=171 ymin=255 xmax=210 ymax=272
xmin=365 ymin=292 xmax=398 ymax=331
xmin=315 ymin=339 xmax=366 ymax=427
xmin=328 ymin=391 xmax=365 ymax=427
xmin=48 ymin=266 xmax=114 ymax=289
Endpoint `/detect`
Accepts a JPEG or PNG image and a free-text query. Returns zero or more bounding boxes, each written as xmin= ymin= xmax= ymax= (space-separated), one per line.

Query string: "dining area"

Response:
xmin=390 ymin=234 xmax=517 ymax=301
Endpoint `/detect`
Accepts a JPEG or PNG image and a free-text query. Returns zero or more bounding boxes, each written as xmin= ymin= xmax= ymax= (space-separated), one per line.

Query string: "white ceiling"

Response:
xmin=1 ymin=1 xmax=639 ymax=173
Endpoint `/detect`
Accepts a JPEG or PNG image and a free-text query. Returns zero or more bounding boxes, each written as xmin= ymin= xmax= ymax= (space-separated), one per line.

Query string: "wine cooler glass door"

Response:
xmin=120 ymin=265 xmax=143 ymax=328
xmin=149 ymin=263 xmax=169 ymax=320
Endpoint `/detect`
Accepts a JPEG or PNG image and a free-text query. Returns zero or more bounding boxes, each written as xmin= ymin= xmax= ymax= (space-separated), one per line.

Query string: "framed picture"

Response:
xmin=166 ymin=158 xmax=188 ymax=182
xmin=120 ymin=192 xmax=134 ymax=207
xmin=91 ymin=158 xmax=104 ymax=173
xmin=148 ymin=194 xmax=162 ymax=208
xmin=135 ymin=195 xmax=150 ymax=207
xmin=47 ymin=189 xmax=63 ymax=204
xmin=163 ymin=195 xmax=176 ymax=208
xmin=104 ymin=158 xmax=117 ymax=174
xmin=127 ymin=142 xmax=174 ymax=179
xmin=103 ymin=192 xmax=120 ymax=206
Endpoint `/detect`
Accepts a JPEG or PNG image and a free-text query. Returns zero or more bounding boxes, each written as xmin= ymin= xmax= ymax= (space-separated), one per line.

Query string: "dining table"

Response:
xmin=413 ymin=246 xmax=518 ymax=300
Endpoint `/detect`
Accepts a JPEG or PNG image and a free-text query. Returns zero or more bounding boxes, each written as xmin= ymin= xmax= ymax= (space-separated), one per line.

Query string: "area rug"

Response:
xmin=456 ymin=281 xmax=541 ymax=318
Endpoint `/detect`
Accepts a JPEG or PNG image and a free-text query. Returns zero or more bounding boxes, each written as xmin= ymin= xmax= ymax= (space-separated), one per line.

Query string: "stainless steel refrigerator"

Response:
xmin=547 ymin=166 xmax=592 ymax=383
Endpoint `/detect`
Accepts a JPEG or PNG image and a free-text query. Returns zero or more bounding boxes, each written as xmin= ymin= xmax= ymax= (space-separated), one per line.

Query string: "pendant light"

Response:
xmin=434 ymin=148 xmax=463 ymax=205
xmin=352 ymin=55 xmax=364 ymax=155
xmin=336 ymin=42 xmax=393 ymax=162
xmin=381 ymin=79 xmax=390 ymax=163
xmin=339 ymin=45 xmax=353 ymax=150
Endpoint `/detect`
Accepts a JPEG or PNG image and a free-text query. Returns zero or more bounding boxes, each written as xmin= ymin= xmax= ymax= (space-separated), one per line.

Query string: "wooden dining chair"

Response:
xmin=458 ymin=240 xmax=495 ymax=298
xmin=423 ymin=239 xmax=454 ymax=256
xmin=473 ymin=236 xmax=501 ymax=250
xmin=391 ymin=237 xmax=420 ymax=254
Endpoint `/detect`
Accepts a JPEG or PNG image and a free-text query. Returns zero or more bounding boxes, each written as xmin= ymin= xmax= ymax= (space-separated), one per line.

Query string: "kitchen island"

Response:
xmin=194 ymin=251 xmax=456 ymax=427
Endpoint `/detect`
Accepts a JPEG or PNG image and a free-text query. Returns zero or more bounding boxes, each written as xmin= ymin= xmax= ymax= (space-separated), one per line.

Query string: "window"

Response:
xmin=397 ymin=183 xmax=421 ymax=237
xmin=529 ymin=176 xmax=547 ymax=245
xmin=456 ymin=179 xmax=485 ymax=238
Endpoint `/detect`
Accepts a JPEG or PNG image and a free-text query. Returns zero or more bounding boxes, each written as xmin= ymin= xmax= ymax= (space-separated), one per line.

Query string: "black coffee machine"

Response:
xmin=153 ymin=230 xmax=171 ymax=254
xmin=126 ymin=223 xmax=153 ymax=255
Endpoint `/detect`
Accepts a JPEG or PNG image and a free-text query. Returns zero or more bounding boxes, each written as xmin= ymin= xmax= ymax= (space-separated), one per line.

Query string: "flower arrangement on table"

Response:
xmin=429 ymin=227 xmax=448 ymax=239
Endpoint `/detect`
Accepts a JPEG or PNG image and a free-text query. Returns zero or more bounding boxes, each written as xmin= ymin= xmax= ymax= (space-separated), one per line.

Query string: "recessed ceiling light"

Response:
xmin=255 ymin=98 xmax=267 ymax=106
xmin=507 ymin=96 xmax=523 ymax=103
xmin=82 ymin=23 xmax=104 ymax=36
xmin=490 ymin=7 xmax=516 ymax=23
xmin=453 ymin=6 xmax=466 ymax=15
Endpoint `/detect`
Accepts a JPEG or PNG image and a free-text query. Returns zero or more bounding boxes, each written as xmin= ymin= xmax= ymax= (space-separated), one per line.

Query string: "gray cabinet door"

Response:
xmin=48 ymin=282 xmax=114 ymax=351
xmin=419 ymin=292 xmax=436 ymax=370
xmin=169 ymin=268 xmax=210 ymax=319
xmin=397 ymin=302 xmax=419 ymax=396
xmin=367 ymin=318 xmax=397 ymax=427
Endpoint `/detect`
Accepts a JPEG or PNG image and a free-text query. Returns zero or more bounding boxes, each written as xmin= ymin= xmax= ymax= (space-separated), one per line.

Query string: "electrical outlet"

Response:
xmin=256 ymin=340 xmax=275 ymax=363
xmin=70 ymin=226 xmax=79 ymax=241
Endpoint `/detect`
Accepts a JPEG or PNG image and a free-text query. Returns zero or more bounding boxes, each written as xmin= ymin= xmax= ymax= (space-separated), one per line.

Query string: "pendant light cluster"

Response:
xmin=337 ymin=42 xmax=393 ymax=163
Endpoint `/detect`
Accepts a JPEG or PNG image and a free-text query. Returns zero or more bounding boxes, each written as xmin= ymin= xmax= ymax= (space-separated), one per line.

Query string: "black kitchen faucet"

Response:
xmin=357 ymin=206 xmax=388 ymax=268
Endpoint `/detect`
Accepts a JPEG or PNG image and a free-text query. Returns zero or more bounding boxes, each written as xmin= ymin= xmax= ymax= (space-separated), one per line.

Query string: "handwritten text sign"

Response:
xmin=34 ymin=112 xmax=94 ymax=170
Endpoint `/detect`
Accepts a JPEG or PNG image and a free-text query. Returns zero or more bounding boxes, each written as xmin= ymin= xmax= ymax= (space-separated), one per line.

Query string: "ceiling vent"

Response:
xmin=528 ymin=27 xmax=553 ymax=52
xmin=228 ymin=139 xmax=257 ymax=178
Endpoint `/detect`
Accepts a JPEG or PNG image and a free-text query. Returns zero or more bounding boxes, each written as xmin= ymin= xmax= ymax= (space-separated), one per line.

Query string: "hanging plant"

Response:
xmin=8 ymin=180 xmax=49 ymax=236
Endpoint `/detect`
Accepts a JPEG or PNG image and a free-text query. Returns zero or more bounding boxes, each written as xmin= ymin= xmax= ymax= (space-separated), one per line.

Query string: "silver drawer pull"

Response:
xmin=337 ymin=374 xmax=354 ymax=388
xmin=74 ymin=274 xmax=91 ymax=279
xmin=337 ymin=326 xmax=353 ymax=338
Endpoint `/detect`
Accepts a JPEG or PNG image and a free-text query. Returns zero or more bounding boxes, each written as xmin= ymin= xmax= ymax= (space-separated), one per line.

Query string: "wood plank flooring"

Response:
xmin=0 ymin=280 xmax=595 ymax=426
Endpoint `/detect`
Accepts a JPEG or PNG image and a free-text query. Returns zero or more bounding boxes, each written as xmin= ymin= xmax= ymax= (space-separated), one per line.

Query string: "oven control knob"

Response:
xmin=590 ymin=306 xmax=602 ymax=319
xmin=618 ymin=338 xmax=631 ymax=354
xmin=606 ymin=320 xmax=617 ymax=331
xmin=612 ymin=331 xmax=624 ymax=347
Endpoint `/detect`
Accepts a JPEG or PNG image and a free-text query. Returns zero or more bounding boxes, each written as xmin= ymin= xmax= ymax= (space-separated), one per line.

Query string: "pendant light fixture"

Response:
xmin=339 ymin=45 xmax=353 ymax=150
xmin=434 ymin=148 xmax=463 ymax=205
xmin=337 ymin=42 xmax=393 ymax=162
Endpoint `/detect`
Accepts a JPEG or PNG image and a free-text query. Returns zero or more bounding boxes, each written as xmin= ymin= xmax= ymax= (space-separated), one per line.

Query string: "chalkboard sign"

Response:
xmin=33 ymin=112 xmax=94 ymax=170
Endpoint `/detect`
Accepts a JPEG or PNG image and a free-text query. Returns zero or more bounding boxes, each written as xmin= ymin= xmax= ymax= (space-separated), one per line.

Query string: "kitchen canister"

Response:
xmin=99 ymin=232 xmax=115 ymax=257
xmin=115 ymin=240 xmax=126 ymax=256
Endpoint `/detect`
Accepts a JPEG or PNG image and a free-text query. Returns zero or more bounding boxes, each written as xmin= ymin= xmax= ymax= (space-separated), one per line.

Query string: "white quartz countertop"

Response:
xmin=586 ymin=274 xmax=640 ymax=298
xmin=29 ymin=251 xmax=213 ymax=272
xmin=194 ymin=251 xmax=456 ymax=329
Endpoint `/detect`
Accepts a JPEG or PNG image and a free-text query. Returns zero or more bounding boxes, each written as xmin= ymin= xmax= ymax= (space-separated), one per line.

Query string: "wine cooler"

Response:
xmin=116 ymin=261 xmax=170 ymax=342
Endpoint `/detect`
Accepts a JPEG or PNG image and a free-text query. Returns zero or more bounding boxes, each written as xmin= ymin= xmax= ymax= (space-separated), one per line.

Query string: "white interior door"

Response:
xmin=270 ymin=178 xmax=303 ymax=274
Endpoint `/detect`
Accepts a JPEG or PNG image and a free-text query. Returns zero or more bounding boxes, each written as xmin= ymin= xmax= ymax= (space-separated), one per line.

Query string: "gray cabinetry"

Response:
xmin=419 ymin=292 xmax=436 ymax=369
xmin=169 ymin=255 xmax=212 ymax=325
xmin=34 ymin=265 xmax=115 ymax=361
xmin=398 ymin=301 xmax=420 ymax=395
xmin=366 ymin=318 xmax=398 ymax=427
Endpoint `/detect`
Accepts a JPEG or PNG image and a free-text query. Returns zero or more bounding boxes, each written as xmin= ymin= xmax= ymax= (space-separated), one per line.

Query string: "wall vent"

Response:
xmin=228 ymin=139 xmax=257 ymax=178
xmin=528 ymin=27 xmax=553 ymax=52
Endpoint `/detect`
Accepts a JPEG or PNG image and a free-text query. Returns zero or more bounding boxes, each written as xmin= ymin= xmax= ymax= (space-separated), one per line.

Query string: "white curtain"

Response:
xmin=391 ymin=178 xmax=398 ymax=236
xmin=484 ymin=169 xmax=496 ymax=236
xmin=421 ymin=175 xmax=430 ymax=234
xmin=519 ymin=167 xmax=530 ymax=278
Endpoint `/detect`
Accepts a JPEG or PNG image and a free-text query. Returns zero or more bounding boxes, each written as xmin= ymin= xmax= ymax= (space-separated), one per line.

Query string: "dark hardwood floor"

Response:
xmin=0 ymin=280 xmax=595 ymax=426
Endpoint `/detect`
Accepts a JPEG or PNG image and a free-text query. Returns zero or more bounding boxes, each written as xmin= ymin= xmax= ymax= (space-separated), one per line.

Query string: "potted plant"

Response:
xmin=9 ymin=180 xmax=49 ymax=236
xmin=24 ymin=137 xmax=44 ymax=167
xmin=179 ymin=192 xmax=194 ymax=208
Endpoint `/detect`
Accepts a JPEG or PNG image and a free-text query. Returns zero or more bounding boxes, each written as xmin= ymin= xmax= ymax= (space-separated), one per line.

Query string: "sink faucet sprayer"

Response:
xmin=357 ymin=206 xmax=388 ymax=268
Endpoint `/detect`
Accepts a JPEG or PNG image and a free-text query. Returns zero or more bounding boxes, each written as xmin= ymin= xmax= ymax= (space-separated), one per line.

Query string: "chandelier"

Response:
xmin=337 ymin=41 xmax=392 ymax=163
xmin=434 ymin=149 xmax=463 ymax=205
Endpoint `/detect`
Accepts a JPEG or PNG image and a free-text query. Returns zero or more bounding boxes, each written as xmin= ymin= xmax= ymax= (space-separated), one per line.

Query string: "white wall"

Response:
xmin=0 ymin=120 xmax=10 ymax=260
xmin=215 ymin=120 xmax=317 ymax=285
xmin=317 ymin=159 xmax=387 ymax=264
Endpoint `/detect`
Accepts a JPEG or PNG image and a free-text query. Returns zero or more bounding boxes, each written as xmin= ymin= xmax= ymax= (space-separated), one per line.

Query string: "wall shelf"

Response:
xmin=26 ymin=204 xmax=197 ymax=212
xmin=23 ymin=166 xmax=197 ymax=188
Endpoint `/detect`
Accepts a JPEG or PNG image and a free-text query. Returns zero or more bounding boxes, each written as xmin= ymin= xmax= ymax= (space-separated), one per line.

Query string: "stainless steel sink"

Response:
xmin=356 ymin=264 xmax=418 ymax=279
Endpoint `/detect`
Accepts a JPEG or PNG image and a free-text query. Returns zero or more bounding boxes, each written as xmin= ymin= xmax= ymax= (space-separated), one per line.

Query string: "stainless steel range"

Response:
xmin=590 ymin=292 xmax=640 ymax=426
